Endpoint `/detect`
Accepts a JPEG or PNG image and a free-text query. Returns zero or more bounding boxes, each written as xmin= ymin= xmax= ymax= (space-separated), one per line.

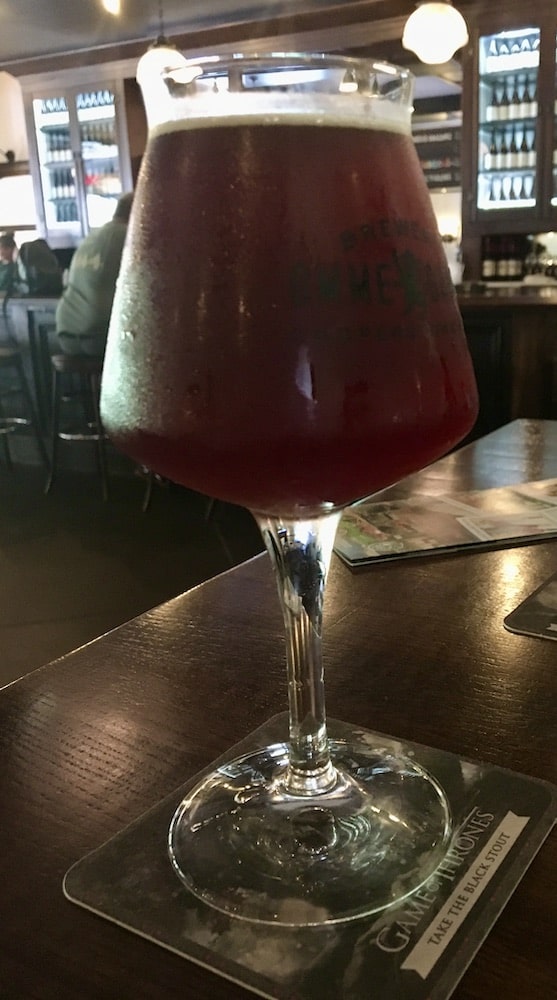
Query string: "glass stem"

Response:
xmin=255 ymin=510 xmax=342 ymax=797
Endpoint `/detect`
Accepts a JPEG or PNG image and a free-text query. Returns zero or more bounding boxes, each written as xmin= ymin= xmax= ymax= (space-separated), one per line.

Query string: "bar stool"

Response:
xmin=0 ymin=344 xmax=50 ymax=470
xmin=44 ymin=352 xmax=109 ymax=500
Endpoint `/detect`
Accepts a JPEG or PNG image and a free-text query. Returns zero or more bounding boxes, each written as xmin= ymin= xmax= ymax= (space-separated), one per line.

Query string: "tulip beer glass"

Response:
xmin=101 ymin=53 xmax=478 ymax=926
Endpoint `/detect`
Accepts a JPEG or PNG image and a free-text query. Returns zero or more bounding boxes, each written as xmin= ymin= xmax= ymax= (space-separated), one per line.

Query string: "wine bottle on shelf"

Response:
xmin=509 ymin=237 xmax=523 ymax=279
xmin=486 ymin=84 xmax=499 ymax=121
xmin=518 ymin=76 xmax=528 ymax=118
xmin=497 ymin=129 xmax=508 ymax=170
xmin=481 ymin=236 xmax=497 ymax=279
xmin=499 ymin=77 xmax=510 ymax=119
xmin=490 ymin=130 xmax=499 ymax=166
xmin=526 ymin=129 xmax=536 ymax=168
xmin=496 ymin=238 xmax=508 ymax=280
xmin=520 ymin=174 xmax=535 ymax=201
xmin=524 ymin=75 xmax=538 ymax=118
xmin=500 ymin=174 xmax=512 ymax=201
xmin=487 ymin=38 xmax=498 ymax=58
xmin=508 ymin=126 xmax=518 ymax=169
xmin=484 ymin=131 xmax=495 ymax=170
xmin=509 ymin=76 xmax=521 ymax=119
xmin=518 ymin=128 xmax=529 ymax=168
xmin=488 ymin=177 xmax=497 ymax=202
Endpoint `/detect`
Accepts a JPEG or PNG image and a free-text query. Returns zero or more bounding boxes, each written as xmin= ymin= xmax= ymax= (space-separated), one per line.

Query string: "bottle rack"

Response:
xmin=35 ymin=96 xmax=79 ymax=228
xmin=481 ymin=233 xmax=529 ymax=281
xmin=78 ymin=88 xmax=120 ymax=201
xmin=49 ymin=167 xmax=77 ymax=219
xmin=477 ymin=29 xmax=540 ymax=212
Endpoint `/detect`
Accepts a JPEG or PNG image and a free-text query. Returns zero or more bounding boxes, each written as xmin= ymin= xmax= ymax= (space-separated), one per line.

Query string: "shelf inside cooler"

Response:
xmin=480 ymin=68 xmax=538 ymax=81
xmin=479 ymin=167 xmax=537 ymax=175
xmin=479 ymin=118 xmax=538 ymax=129
xmin=482 ymin=50 xmax=540 ymax=74
xmin=43 ymin=159 xmax=74 ymax=168
xmin=478 ymin=199 xmax=536 ymax=210
xmin=75 ymin=105 xmax=115 ymax=123
xmin=37 ymin=112 xmax=69 ymax=128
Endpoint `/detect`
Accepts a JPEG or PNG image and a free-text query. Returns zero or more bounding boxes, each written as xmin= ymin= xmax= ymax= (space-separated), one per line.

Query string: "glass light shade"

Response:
xmin=402 ymin=2 xmax=469 ymax=65
xmin=136 ymin=39 xmax=190 ymax=89
xmin=136 ymin=41 xmax=202 ymax=127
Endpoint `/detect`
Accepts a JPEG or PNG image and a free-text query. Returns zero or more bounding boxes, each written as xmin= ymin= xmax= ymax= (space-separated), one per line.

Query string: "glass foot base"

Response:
xmin=168 ymin=739 xmax=452 ymax=926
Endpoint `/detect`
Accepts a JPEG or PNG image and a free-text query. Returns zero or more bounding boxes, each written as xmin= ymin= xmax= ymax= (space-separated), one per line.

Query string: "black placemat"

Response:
xmin=504 ymin=571 xmax=557 ymax=641
xmin=64 ymin=714 xmax=556 ymax=1000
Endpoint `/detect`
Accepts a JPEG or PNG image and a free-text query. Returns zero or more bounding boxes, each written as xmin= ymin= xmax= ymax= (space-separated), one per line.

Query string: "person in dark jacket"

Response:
xmin=55 ymin=192 xmax=133 ymax=356
xmin=0 ymin=232 xmax=18 ymax=294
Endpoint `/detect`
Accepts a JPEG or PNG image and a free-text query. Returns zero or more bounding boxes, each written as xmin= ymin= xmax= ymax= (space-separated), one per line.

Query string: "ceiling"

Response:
xmin=0 ymin=0 xmax=477 ymax=68
xmin=0 ymin=1 xmax=327 ymax=66
xmin=0 ymin=0 xmax=473 ymax=114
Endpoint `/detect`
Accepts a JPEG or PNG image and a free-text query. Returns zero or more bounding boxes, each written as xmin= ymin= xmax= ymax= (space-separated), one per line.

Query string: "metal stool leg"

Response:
xmin=45 ymin=353 xmax=109 ymax=499
xmin=44 ymin=368 xmax=62 ymax=494
xmin=0 ymin=391 xmax=14 ymax=470
xmin=13 ymin=352 xmax=50 ymax=471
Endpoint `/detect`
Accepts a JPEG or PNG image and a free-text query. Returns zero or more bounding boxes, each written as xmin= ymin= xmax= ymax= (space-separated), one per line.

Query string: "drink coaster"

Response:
xmin=504 ymin=571 xmax=557 ymax=641
xmin=64 ymin=714 xmax=556 ymax=1000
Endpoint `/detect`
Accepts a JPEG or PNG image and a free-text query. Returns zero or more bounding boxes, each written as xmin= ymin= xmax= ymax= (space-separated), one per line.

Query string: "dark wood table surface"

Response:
xmin=2 ymin=419 xmax=556 ymax=999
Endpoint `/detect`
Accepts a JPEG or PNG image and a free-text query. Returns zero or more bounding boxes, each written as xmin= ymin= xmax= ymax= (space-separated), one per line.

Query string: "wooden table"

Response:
xmin=1 ymin=419 xmax=556 ymax=999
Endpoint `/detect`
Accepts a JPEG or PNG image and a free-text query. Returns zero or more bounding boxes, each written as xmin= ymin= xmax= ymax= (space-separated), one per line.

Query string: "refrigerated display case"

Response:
xmin=465 ymin=12 xmax=557 ymax=229
xmin=460 ymin=3 xmax=557 ymax=279
xmin=476 ymin=26 xmax=540 ymax=214
xmin=26 ymin=79 xmax=133 ymax=248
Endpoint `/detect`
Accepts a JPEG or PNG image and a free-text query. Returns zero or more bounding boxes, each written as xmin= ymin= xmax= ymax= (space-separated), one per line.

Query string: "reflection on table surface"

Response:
xmin=0 ymin=418 xmax=556 ymax=1000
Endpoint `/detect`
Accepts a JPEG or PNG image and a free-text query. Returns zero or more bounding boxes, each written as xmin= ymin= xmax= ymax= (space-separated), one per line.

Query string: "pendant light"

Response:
xmin=402 ymin=1 xmax=469 ymax=65
xmin=136 ymin=0 xmax=189 ymax=90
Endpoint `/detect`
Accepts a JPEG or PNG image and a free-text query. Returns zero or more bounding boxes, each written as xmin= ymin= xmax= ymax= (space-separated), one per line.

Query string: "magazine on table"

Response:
xmin=334 ymin=478 xmax=557 ymax=568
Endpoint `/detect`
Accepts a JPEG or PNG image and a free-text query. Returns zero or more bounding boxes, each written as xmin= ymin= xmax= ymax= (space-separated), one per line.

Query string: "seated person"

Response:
xmin=0 ymin=232 xmax=18 ymax=295
xmin=55 ymin=192 xmax=133 ymax=356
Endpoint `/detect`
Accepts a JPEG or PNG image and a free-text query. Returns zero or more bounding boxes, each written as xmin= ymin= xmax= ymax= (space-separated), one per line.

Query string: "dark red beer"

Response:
xmin=102 ymin=118 xmax=477 ymax=514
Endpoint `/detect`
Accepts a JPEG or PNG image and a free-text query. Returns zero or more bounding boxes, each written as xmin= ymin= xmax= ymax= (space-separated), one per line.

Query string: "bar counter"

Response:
xmin=0 ymin=419 xmax=556 ymax=998
xmin=457 ymin=282 xmax=557 ymax=310
xmin=454 ymin=286 xmax=557 ymax=439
